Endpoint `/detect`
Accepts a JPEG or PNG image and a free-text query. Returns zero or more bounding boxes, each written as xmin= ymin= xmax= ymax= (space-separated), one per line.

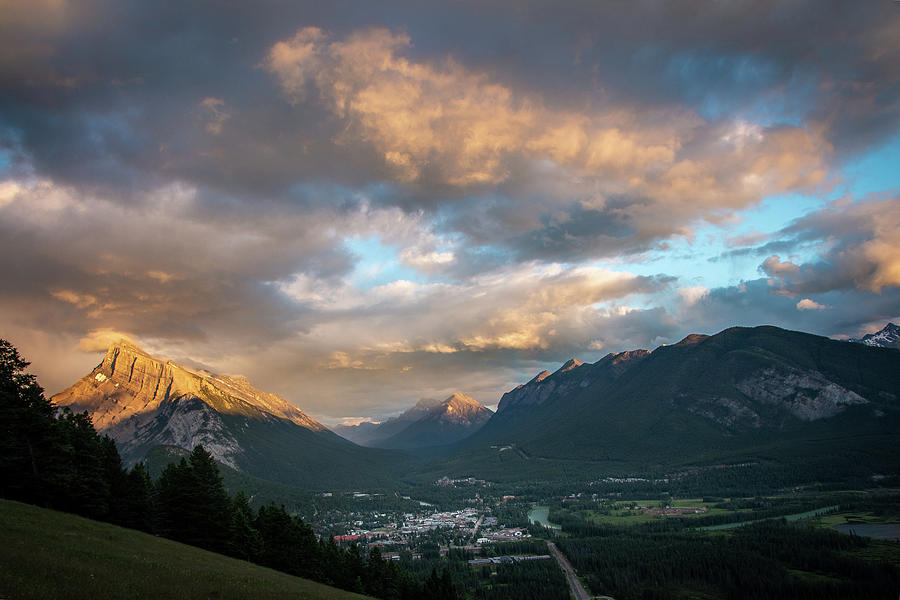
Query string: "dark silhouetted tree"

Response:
xmin=228 ymin=491 xmax=262 ymax=561
xmin=154 ymin=446 xmax=231 ymax=553
xmin=0 ymin=339 xmax=57 ymax=504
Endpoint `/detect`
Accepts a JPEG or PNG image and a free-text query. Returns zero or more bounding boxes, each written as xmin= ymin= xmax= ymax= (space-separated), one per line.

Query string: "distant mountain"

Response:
xmin=438 ymin=326 xmax=900 ymax=484
xmin=373 ymin=393 xmax=493 ymax=450
xmin=51 ymin=342 xmax=407 ymax=489
xmin=331 ymin=420 xmax=383 ymax=445
xmin=334 ymin=393 xmax=493 ymax=449
xmin=333 ymin=397 xmax=444 ymax=446
xmin=850 ymin=322 xmax=900 ymax=349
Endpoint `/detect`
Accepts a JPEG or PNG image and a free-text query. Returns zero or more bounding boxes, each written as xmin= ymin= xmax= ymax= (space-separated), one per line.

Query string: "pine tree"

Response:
xmin=54 ymin=409 xmax=111 ymax=519
xmin=154 ymin=447 xmax=232 ymax=554
xmin=228 ymin=491 xmax=262 ymax=561
xmin=187 ymin=445 xmax=232 ymax=552
xmin=256 ymin=503 xmax=311 ymax=576
xmin=153 ymin=457 xmax=195 ymax=541
xmin=0 ymin=339 xmax=57 ymax=504
xmin=118 ymin=462 xmax=153 ymax=532
xmin=365 ymin=545 xmax=386 ymax=598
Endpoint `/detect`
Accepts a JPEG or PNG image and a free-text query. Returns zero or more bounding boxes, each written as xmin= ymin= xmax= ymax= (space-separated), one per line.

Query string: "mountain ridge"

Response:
xmin=55 ymin=341 xmax=325 ymax=431
xmin=335 ymin=392 xmax=493 ymax=449
xmin=433 ymin=325 xmax=900 ymax=484
xmin=850 ymin=322 xmax=900 ymax=349
xmin=51 ymin=341 xmax=408 ymax=489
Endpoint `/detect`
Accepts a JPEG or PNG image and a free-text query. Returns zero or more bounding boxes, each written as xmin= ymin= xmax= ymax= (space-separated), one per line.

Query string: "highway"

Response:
xmin=547 ymin=540 xmax=591 ymax=600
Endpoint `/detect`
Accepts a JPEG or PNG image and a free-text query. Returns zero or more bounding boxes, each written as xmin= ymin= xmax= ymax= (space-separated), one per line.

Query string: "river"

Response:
xmin=834 ymin=522 xmax=900 ymax=541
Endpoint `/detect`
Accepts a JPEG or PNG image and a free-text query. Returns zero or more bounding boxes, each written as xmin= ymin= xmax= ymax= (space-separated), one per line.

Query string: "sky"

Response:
xmin=1 ymin=0 xmax=899 ymax=425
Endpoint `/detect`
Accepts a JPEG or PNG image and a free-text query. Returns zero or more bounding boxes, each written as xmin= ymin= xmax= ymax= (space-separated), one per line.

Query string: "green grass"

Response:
xmin=0 ymin=499 xmax=371 ymax=600
xmin=580 ymin=498 xmax=744 ymax=526
xmin=841 ymin=540 xmax=900 ymax=567
xmin=786 ymin=569 xmax=842 ymax=584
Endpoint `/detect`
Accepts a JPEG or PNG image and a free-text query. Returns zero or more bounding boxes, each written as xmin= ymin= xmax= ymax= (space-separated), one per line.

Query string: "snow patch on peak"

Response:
xmin=851 ymin=322 xmax=900 ymax=349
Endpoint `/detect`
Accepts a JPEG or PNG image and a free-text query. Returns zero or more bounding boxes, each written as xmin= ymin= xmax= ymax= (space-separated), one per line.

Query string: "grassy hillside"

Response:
xmin=0 ymin=499 xmax=372 ymax=600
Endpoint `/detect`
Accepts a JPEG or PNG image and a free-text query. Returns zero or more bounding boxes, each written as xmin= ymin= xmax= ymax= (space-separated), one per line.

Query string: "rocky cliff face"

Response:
xmin=52 ymin=341 xmax=325 ymax=467
xmin=735 ymin=367 xmax=868 ymax=421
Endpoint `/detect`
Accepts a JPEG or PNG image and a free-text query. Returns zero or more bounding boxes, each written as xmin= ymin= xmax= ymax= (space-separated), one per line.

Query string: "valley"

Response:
xmin=5 ymin=1 xmax=900 ymax=595
xmin=4 ymin=325 xmax=900 ymax=599
xmin=272 ymin=480 xmax=900 ymax=599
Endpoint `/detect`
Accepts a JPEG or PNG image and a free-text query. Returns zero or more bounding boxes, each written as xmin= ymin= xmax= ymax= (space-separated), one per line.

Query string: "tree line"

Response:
xmin=0 ymin=339 xmax=459 ymax=600
xmin=553 ymin=513 xmax=899 ymax=600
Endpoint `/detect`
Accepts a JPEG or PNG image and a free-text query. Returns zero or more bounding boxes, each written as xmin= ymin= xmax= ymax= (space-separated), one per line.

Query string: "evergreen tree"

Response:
xmin=154 ymin=457 xmax=195 ymax=541
xmin=0 ymin=339 xmax=127 ymax=520
xmin=0 ymin=339 xmax=57 ymax=505
xmin=117 ymin=462 xmax=153 ymax=532
xmin=320 ymin=537 xmax=347 ymax=588
xmin=343 ymin=543 xmax=366 ymax=594
xmin=256 ymin=502 xmax=301 ymax=573
xmin=365 ymin=546 xmax=387 ymax=598
xmin=423 ymin=567 xmax=457 ymax=600
xmin=228 ymin=491 xmax=262 ymax=561
xmin=54 ymin=409 xmax=111 ymax=519
xmin=187 ymin=445 xmax=232 ymax=552
xmin=154 ymin=447 xmax=232 ymax=554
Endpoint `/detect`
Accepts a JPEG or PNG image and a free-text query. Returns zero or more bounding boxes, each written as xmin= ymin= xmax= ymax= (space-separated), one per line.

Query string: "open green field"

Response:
xmin=0 ymin=499 xmax=371 ymax=600
xmin=580 ymin=497 xmax=746 ymax=526
xmin=817 ymin=510 xmax=900 ymax=527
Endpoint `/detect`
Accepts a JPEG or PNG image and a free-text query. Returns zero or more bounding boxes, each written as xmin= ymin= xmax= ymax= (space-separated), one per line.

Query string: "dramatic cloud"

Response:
xmin=283 ymin=263 xmax=671 ymax=356
xmin=265 ymin=25 xmax=831 ymax=262
xmin=1 ymin=1 xmax=898 ymax=420
xmin=758 ymin=196 xmax=900 ymax=294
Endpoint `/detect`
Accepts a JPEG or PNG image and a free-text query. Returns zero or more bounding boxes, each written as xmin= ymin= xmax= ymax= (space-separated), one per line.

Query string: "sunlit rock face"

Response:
xmin=51 ymin=341 xmax=325 ymax=467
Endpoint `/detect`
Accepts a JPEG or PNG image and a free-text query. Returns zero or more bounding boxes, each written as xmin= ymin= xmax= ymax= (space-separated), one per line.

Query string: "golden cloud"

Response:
xmin=51 ymin=289 xmax=97 ymax=308
xmin=76 ymin=328 xmax=137 ymax=353
xmin=860 ymin=207 xmax=900 ymax=292
xmin=266 ymin=26 xmax=830 ymax=208
xmin=291 ymin=264 xmax=662 ymax=359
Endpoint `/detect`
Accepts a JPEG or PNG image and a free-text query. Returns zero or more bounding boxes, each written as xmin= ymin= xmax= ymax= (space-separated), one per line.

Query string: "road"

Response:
xmin=469 ymin=514 xmax=484 ymax=544
xmin=547 ymin=540 xmax=591 ymax=600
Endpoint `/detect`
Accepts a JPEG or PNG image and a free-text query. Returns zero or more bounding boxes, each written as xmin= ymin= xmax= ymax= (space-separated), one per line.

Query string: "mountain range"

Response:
xmin=50 ymin=324 xmax=900 ymax=490
xmin=51 ymin=342 xmax=407 ymax=489
xmin=334 ymin=393 xmax=493 ymax=449
xmin=435 ymin=325 xmax=900 ymax=483
xmin=850 ymin=322 xmax=900 ymax=349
